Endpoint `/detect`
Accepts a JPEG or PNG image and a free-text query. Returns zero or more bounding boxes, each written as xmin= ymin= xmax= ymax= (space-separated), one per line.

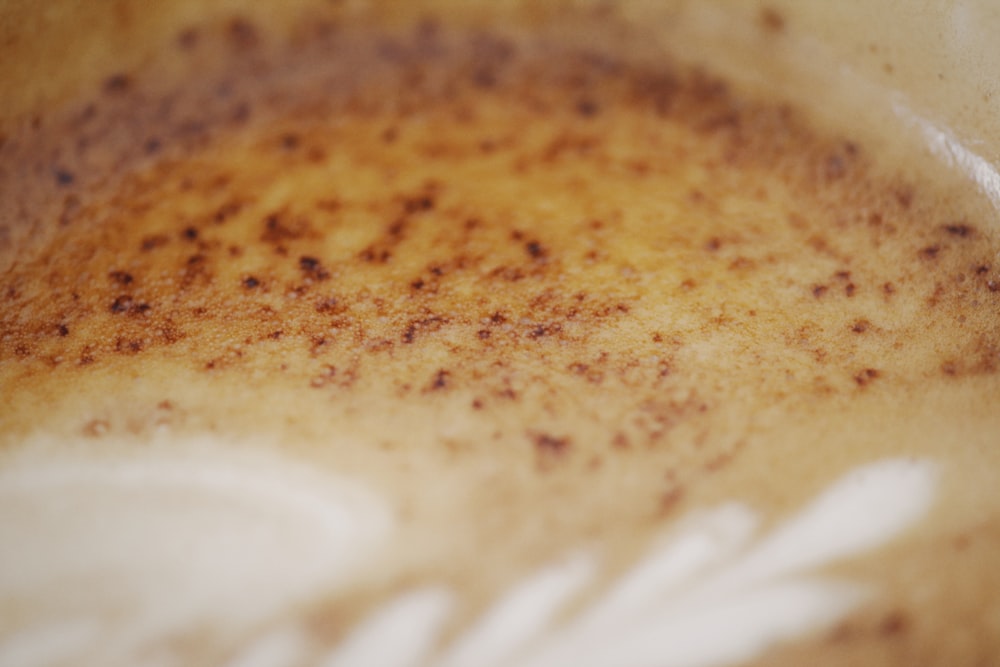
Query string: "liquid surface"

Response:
xmin=1 ymin=11 xmax=999 ymax=667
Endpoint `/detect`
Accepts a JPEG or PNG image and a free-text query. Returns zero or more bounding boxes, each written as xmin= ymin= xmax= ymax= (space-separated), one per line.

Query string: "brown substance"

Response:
xmin=1 ymin=11 xmax=1000 ymax=666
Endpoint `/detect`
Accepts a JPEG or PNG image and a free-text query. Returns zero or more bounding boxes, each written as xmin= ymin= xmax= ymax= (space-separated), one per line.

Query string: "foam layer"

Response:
xmin=1 ymin=10 xmax=999 ymax=667
xmin=0 ymin=441 xmax=391 ymax=665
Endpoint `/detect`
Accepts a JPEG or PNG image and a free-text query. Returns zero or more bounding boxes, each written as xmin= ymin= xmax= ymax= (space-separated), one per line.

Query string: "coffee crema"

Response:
xmin=1 ymin=7 xmax=999 ymax=667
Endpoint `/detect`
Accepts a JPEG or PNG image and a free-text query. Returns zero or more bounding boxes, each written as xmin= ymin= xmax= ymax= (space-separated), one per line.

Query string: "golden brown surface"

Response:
xmin=2 ymin=9 xmax=1000 ymax=666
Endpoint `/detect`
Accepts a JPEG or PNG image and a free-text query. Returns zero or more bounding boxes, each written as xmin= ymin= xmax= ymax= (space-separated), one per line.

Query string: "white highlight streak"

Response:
xmin=507 ymin=458 xmax=937 ymax=667
xmin=893 ymin=97 xmax=1000 ymax=211
xmin=433 ymin=553 xmax=596 ymax=667
xmin=225 ymin=627 xmax=311 ymax=667
xmin=583 ymin=579 xmax=865 ymax=667
xmin=699 ymin=458 xmax=938 ymax=597
xmin=318 ymin=589 xmax=454 ymax=667
xmin=571 ymin=504 xmax=757 ymax=634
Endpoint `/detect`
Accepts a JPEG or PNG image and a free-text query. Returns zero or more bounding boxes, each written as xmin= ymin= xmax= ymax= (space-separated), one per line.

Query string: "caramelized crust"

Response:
xmin=3 ymin=22 xmax=998 ymax=438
